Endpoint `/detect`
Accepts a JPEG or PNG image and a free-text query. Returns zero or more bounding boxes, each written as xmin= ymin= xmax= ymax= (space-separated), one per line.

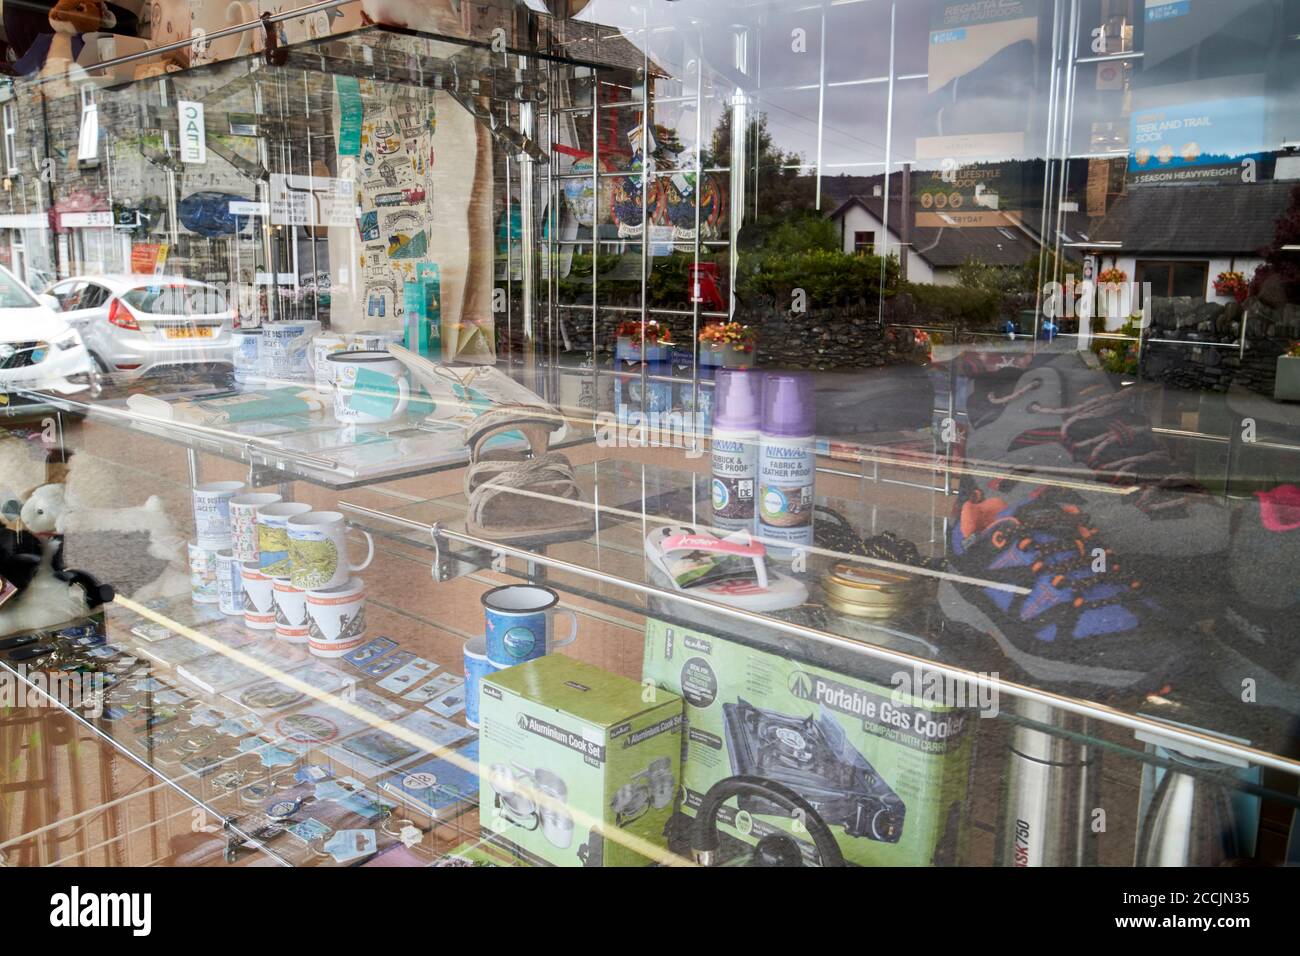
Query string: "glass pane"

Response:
xmin=0 ymin=0 xmax=1296 ymax=880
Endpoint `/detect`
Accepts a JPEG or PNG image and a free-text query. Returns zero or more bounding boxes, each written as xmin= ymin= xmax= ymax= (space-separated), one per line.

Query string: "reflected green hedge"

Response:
xmin=901 ymin=281 xmax=1003 ymax=327
xmin=738 ymin=249 xmax=898 ymax=307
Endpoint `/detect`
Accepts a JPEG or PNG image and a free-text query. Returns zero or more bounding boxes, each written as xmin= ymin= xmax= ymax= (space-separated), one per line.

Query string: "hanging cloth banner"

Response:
xmin=337 ymin=76 xmax=363 ymax=157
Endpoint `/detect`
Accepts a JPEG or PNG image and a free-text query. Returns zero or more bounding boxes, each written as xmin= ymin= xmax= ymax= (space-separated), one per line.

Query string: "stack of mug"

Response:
xmin=223 ymin=493 xmax=376 ymax=659
xmin=190 ymin=481 xmax=248 ymax=611
xmin=463 ymin=584 xmax=578 ymax=728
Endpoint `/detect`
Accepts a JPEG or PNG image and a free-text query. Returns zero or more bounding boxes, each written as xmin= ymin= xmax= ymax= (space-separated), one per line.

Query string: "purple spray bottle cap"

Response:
xmin=713 ymin=367 xmax=762 ymax=431
xmin=761 ymin=371 xmax=815 ymax=437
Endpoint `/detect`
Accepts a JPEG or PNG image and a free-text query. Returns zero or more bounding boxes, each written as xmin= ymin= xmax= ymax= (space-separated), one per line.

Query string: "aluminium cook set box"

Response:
xmin=478 ymin=655 xmax=683 ymax=867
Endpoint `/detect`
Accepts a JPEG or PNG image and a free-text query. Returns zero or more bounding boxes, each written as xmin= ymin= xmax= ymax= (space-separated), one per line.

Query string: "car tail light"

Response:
xmin=107 ymin=298 xmax=140 ymax=331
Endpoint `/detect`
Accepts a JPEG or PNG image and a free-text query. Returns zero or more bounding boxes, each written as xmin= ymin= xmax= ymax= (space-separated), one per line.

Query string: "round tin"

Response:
xmin=821 ymin=563 xmax=923 ymax=619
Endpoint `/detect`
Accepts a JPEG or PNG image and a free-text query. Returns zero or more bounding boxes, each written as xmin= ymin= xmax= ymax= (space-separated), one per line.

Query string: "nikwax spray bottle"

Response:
xmin=711 ymin=368 xmax=762 ymax=534
xmin=758 ymin=371 xmax=815 ymax=559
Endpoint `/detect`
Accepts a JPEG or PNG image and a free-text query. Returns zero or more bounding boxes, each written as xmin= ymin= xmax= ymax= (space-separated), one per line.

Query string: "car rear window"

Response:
xmin=122 ymin=284 xmax=227 ymax=316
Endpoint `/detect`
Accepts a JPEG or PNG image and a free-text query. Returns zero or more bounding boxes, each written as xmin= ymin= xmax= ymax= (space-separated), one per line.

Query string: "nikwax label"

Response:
xmin=711 ymin=368 xmax=761 ymax=533
xmin=758 ymin=372 xmax=815 ymax=558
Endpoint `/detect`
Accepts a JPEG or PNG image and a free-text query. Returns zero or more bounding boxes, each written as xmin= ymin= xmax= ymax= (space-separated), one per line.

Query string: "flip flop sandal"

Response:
xmin=464 ymin=450 xmax=573 ymax=499
xmin=465 ymin=456 xmax=596 ymax=545
xmin=464 ymin=404 xmax=566 ymax=465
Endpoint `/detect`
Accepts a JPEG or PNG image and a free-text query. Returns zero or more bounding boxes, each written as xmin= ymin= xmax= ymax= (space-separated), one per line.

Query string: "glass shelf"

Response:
xmin=4 ymin=0 xmax=1298 ymax=872
xmin=21 ymin=377 xmax=594 ymax=491
xmin=0 ymin=598 xmax=478 ymax=868
xmin=0 ymin=592 xmax=557 ymax=868
xmin=5 ymin=479 xmax=1295 ymax=870
xmin=339 ymin=455 xmax=1300 ymax=779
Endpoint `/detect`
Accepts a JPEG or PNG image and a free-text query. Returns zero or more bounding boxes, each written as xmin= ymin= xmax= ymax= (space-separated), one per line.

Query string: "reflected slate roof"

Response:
xmin=1089 ymin=181 xmax=1296 ymax=256
xmin=827 ymin=195 xmax=1040 ymax=269
xmin=545 ymin=17 xmax=668 ymax=77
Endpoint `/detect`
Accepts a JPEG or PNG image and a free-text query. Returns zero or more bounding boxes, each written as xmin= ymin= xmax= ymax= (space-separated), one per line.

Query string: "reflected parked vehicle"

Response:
xmin=44 ymin=274 xmax=236 ymax=380
xmin=0 ymin=264 xmax=95 ymax=416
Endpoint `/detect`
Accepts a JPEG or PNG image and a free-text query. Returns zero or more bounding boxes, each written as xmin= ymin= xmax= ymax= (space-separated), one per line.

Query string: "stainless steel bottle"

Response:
xmin=996 ymin=700 xmax=1099 ymax=867
xmin=1136 ymin=752 xmax=1239 ymax=867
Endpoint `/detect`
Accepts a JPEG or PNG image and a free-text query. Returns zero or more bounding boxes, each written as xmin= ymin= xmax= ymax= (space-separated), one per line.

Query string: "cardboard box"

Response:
xmin=642 ymin=619 xmax=974 ymax=866
xmin=479 ymin=655 xmax=683 ymax=867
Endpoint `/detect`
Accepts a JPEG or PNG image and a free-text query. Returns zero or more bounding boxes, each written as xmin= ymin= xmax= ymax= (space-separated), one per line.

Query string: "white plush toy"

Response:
xmin=0 ymin=474 xmax=189 ymax=637
xmin=58 ymin=487 xmax=190 ymax=603
xmin=0 ymin=484 xmax=94 ymax=635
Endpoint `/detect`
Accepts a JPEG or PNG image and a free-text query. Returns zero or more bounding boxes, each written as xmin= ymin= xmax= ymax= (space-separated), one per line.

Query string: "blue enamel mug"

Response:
xmin=481 ymin=585 xmax=577 ymax=668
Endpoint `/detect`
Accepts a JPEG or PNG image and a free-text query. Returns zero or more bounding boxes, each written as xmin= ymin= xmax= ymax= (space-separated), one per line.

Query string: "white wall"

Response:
xmin=835 ymin=203 xmax=936 ymax=285
xmin=1207 ymin=257 xmax=1264 ymax=304
xmin=1105 ymin=255 xmax=1265 ymax=304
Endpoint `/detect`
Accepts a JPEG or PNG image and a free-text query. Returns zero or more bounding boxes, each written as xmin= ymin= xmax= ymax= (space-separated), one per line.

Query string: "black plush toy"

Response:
xmin=0 ymin=453 xmax=114 ymax=636
xmin=0 ymin=524 xmax=42 ymax=593
xmin=0 ymin=521 xmax=115 ymax=612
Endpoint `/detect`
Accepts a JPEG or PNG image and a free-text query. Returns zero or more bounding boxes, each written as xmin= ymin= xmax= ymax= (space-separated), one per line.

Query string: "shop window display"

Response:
xmin=0 ymin=0 xmax=1295 ymax=883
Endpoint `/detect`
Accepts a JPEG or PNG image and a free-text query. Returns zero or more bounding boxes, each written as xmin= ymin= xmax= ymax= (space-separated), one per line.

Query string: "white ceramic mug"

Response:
xmin=192 ymin=480 xmax=246 ymax=550
xmin=216 ymin=550 xmax=244 ymax=616
xmin=287 ymin=512 xmax=374 ymax=595
xmin=204 ymin=0 xmax=261 ymax=63
xmin=189 ymin=543 xmax=220 ymax=604
xmin=256 ymin=502 xmax=312 ymax=578
xmin=229 ymin=492 xmax=282 ymax=563
xmin=328 ymin=351 xmax=410 ymax=424
xmin=309 ymin=333 xmax=348 ymax=390
xmin=305 ymin=578 xmax=367 ymax=658
xmin=260 ymin=320 xmax=320 ymax=381
xmin=241 ymin=562 xmax=275 ymax=630
xmin=274 ymin=578 xmax=310 ymax=644
xmin=286 ymin=511 xmax=375 ymax=591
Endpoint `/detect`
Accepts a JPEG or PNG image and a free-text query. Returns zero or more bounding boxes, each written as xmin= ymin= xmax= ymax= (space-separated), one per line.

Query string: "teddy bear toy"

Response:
xmin=11 ymin=0 xmax=124 ymax=97
xmin=4 ymin=0 xmax=139 ymax=63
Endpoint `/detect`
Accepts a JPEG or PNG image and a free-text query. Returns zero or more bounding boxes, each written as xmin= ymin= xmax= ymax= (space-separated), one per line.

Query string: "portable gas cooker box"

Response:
xmin=643 ymin=618 xmax=975 ymax=866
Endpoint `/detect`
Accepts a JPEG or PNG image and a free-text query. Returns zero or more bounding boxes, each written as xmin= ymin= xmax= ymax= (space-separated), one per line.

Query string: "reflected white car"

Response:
xmin=45 ymin=274 xmax=235 ymax=379
xmin=0 ymin=265 xmax=95 ymax=413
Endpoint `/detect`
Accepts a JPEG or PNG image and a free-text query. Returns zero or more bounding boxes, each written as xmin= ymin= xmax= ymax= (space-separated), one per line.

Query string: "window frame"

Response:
xmin=1135 ymin=260 xmax=1210 ymax=299
xmin=2 ymin=102 xmax=17 ymax=176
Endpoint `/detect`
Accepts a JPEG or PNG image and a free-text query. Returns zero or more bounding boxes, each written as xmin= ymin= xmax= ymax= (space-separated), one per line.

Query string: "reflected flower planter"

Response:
xmin=1275 ymin=355 xmax=1300 ymax=402
xmin=615 ymin=335 xmax=671 ymax=365
xmin=700 ymin=344 xmax=756 ymax=369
